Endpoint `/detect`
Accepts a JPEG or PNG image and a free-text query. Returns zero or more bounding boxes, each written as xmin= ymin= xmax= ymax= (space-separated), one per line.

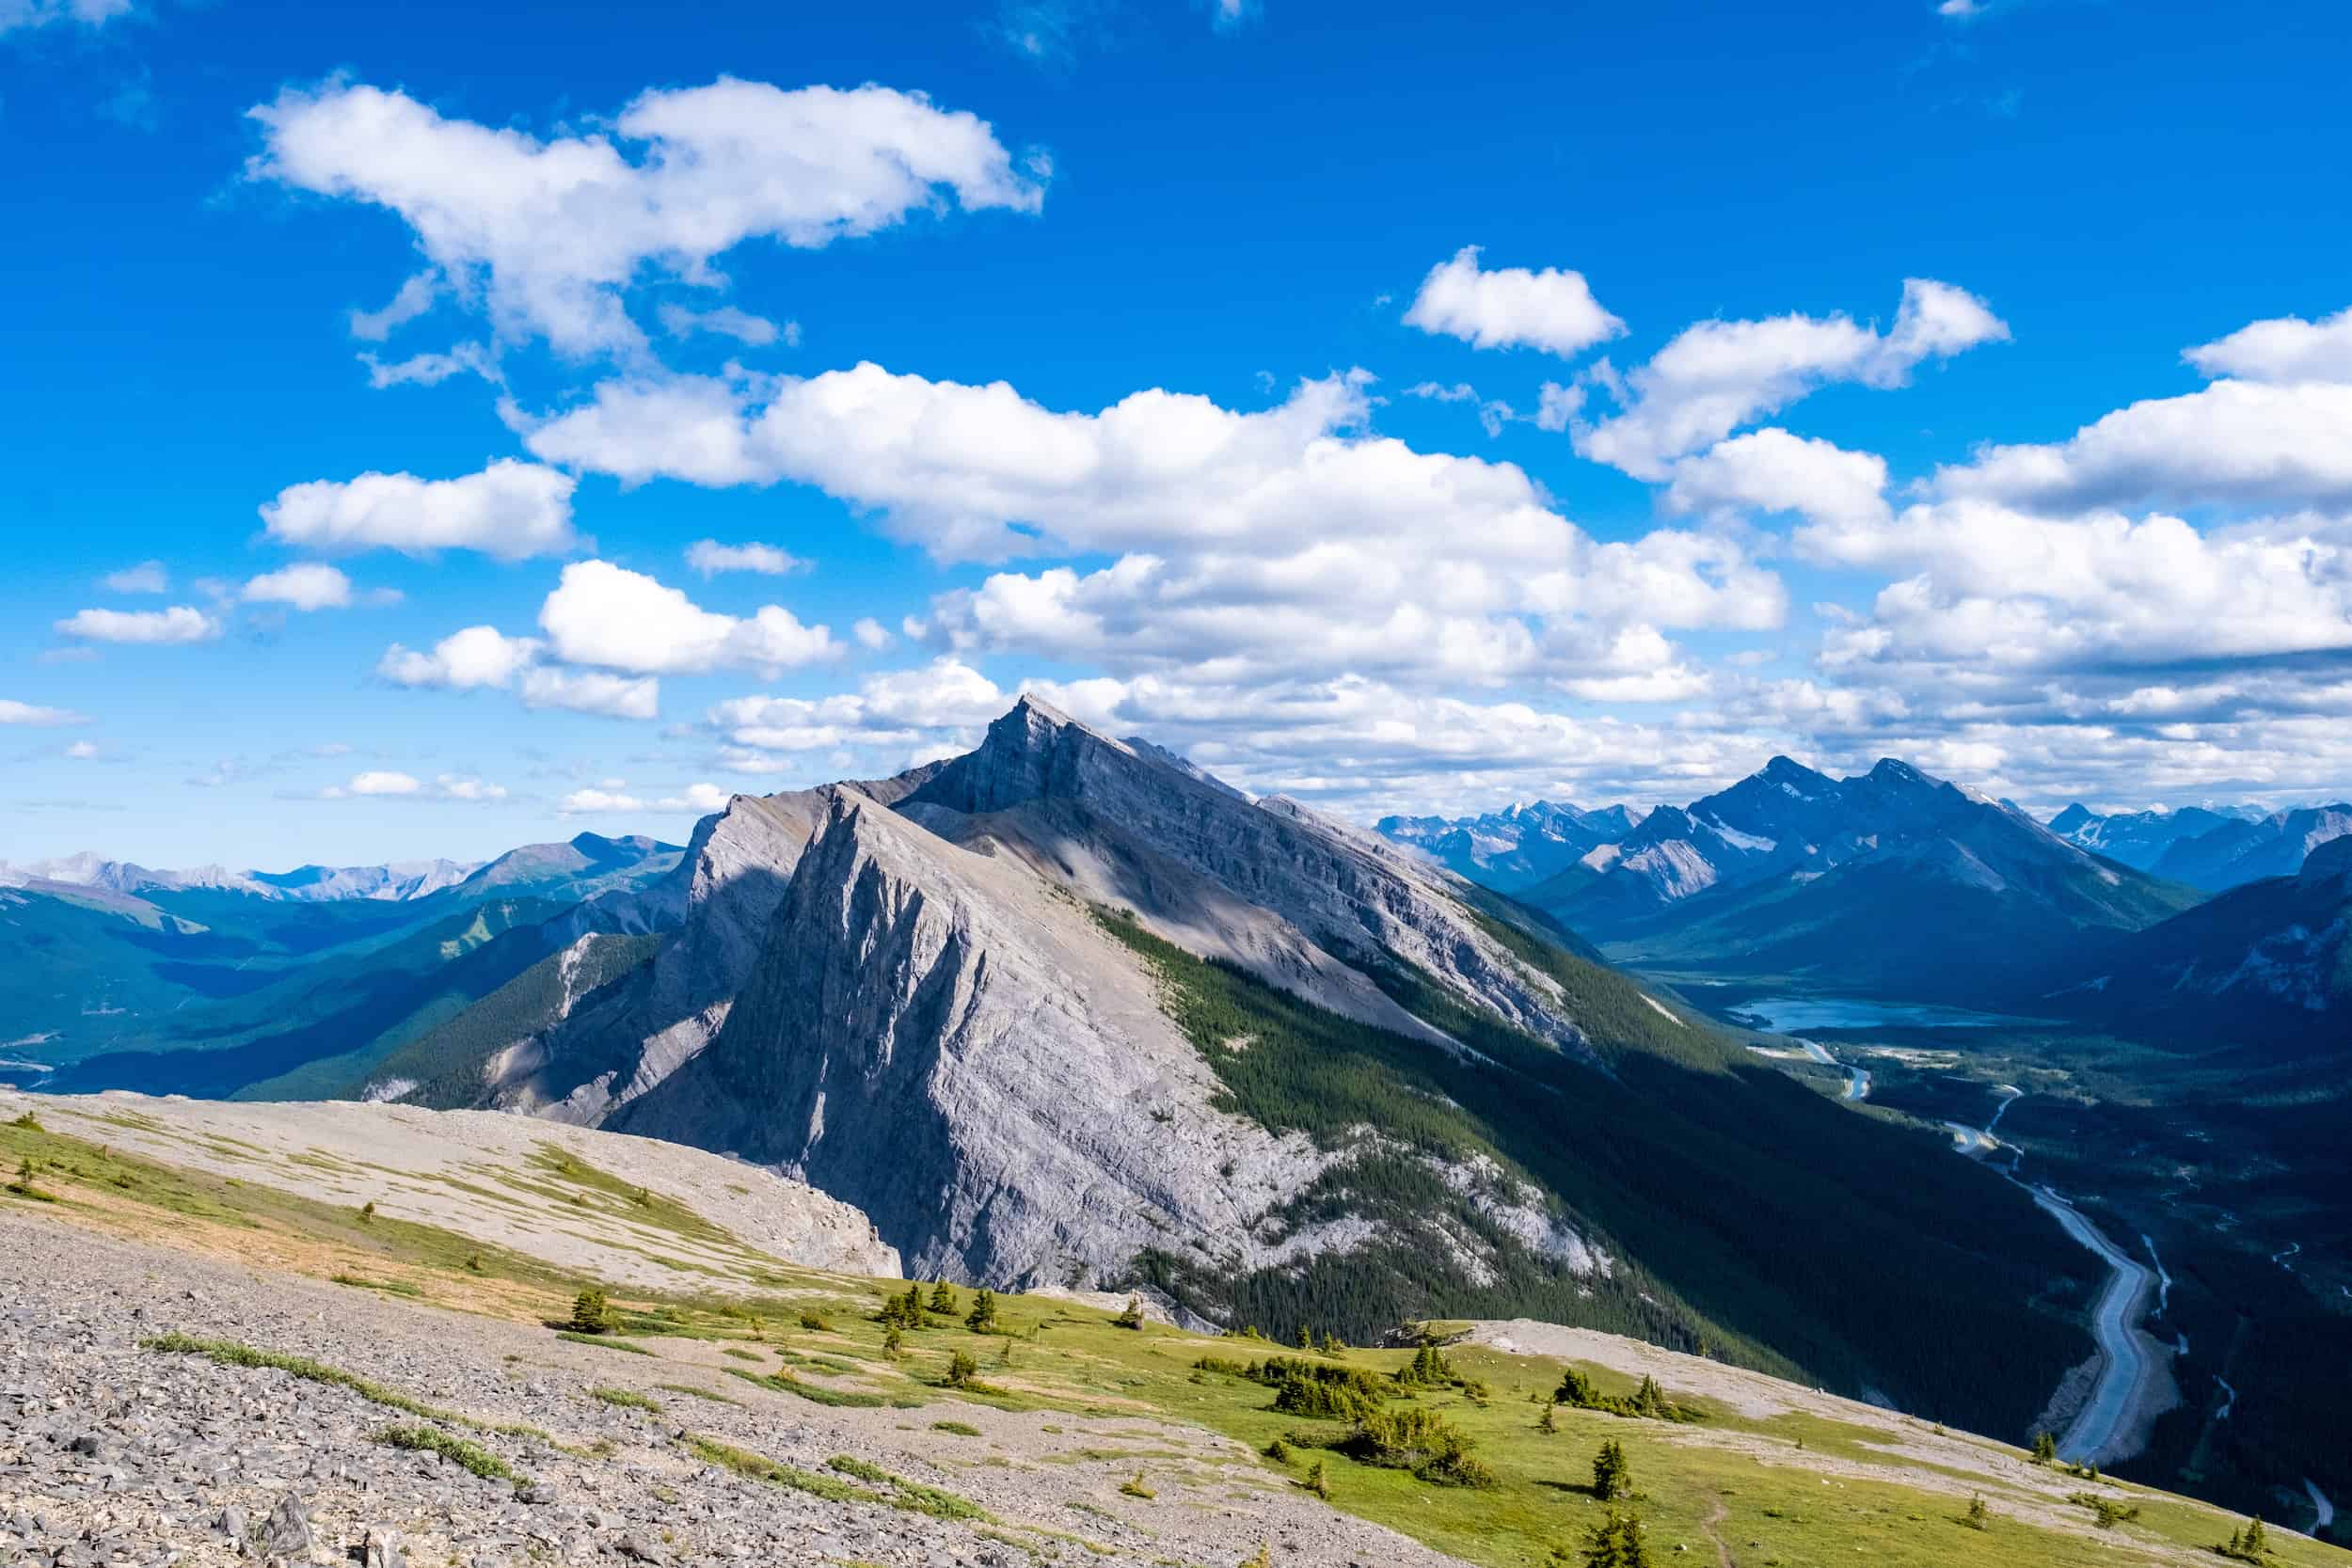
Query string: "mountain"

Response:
xmin=1374 ymin=800 xmax=1640 ymax=891
xmin=1526 ymin=756 xmax=2201 ymax=1003
xmin=2059 ymin=834 xmax=2352 ymax=1045
xmin=363 ymin=697 xmax=2103 ymax=1439
xmin=2047 ymin=803 xmax=2249 ymax=873
xmin=0 ymin=832 xmax=683 ymax=1078
xmin=0 ymin=851 xmax=480 ymax=902
xmin=2146 ymin=803 xmax=2352 ymax=891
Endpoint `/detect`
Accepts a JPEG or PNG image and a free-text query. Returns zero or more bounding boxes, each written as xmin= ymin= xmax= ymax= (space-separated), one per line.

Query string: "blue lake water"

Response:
xmin=1735 ymin=996 xmax=2050 ymax=1032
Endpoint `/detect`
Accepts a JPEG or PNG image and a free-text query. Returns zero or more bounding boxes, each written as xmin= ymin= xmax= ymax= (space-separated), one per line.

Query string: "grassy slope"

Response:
xmin=1092 ymin=903 xmax=2100 ymax=1443
xmin=5 ymin=1114 xmax=2339 ymax=1568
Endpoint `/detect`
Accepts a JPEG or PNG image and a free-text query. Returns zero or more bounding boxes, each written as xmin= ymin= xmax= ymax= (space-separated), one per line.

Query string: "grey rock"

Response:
xmin=361 ymin=1531 xmax=404 ymax=1568
xmin=259 ymin=1492 xmax=311 ymax=1560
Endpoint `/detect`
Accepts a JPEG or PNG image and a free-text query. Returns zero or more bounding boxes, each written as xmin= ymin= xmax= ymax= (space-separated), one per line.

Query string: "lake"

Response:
xmin=1733 ymin=996 xmax=2051 ymax=1032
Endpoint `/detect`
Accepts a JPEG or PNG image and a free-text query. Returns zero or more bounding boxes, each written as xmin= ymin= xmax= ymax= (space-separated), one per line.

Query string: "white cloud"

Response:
xmin=242 ymin=563 xmax=356 ymax=611
xmin=852 ymin=616 xmax=893 ymax=650
xmin=344 ymin=769 xmax=420 ymax=797
xmin=705 ymin=658 xmax=1011 ymax=754
xmin=378 ymin=623 xmax=660 ymax=719
xmin=1402 ymin=381 xmax=1519 ymax=437
xmin=1 ymin=699 xmax=90 ymax=726
xmin=684 ymin=539 xmax=805 ymax=577
xmin=63 ymin=739 xmax=101 ymax=760
xmin=249 ymin=78 xmax=1046 ymax=356
xmin=260 ymin=459 xmax=578 ymax=560
xmin=2185 ymin=305 xmax=2352 ymax=384
xmin=518 ymin=667 xmax=661 ymax=721
xmin=359 ymin=341 xmax=497 ymax=389
xmin=1573 ymin=278 xmax=2009 ymax=480
xmin=0 ymin=0 xmax=128 ymax=36
xmin=1401 ymin=245 xmax=1624 ymax=357
xmin=320 ymin=769 xmax=507 ymax=802
xmin=349 ymin=272 xmax=438 ymax=341
xmin=559 ymin=781 xmax=732 ymax=815
xmin=378 ymin=626 xmax=542 ymax=689
xmin=537 ymin=560 xmax=840 ymax=675
xmin=1936 ymin=378 xmax=2352 ymax=515
xmin=55 ymin=606 xmax=222 ymax=644
xmin=1664 ymin=428 xmax=1892 ymax=529
xmin=527 ymin=363 xmax=1780 ymax=693
xmin=1802 ymin=499 xmax=2352 ymax=670
xmin=101 ymin=561 xmax=168 ymax=594
xmin=658 ymin=304 xmax=789 ymax=347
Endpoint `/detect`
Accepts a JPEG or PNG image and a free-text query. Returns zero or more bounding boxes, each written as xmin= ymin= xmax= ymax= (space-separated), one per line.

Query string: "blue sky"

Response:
xmin=5 ymin=0 xmax=2351 ymax=868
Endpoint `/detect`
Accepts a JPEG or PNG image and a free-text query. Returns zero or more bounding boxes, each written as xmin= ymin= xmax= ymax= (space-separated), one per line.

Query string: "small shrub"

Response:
xmin=965 ymin=1289 xmax=998 ymax=1333
xmin=799 ymin=1312 xmax=834 ymax=1333
xmin=1264 ymin=1436 xmax=1293 ymax=1464
xmin=1303 ymin=1459 xmax=1329 ymax=1499
xmin=8 ymin=1111 xmax=44 ymax=1130
xmin=1113 ymin=1295 xmax=1145 ymax=1330
xmin=373 ymin=1424 xmax=522 ymax=1484
xmin=567 ymin=1289 xmax=615 ymax=1335
xmin=1119 ymin=1472 xmax=1156 ymax=1499
xmin=1240 ymin=1544 xmax=1273 ymax=1568
xmin=357 ymin=1200 xmax=376 ymax=1224
xmin=931 ymin=1420 xmax=981 ymax=1436
xmin=946 ymin=1350 xmax=979 ymax=1387
xmin=591 ymin=1386 xmax=661 ymax=1413
xmin=1963 ymin=1495 xmax=1990 ymax=1531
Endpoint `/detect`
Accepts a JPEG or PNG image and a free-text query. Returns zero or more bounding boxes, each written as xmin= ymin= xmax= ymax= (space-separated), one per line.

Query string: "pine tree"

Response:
xmin=1305 ymin=1458 xmax=1329 ymax=1499
xmin=1591 ymin=1439 xmax=1631 ymax=1500
xmin=1963 ymin=1495 xmax=1990 ymax=1530
xmin=1634 ymin=1375 xmax=1667 ymax=1419
xmin=966 ymin=1287 xmax=998 ymax=1333
xmin=1537 ymin=1401 xmax=1559 ymax=1434
xmin=930 ymin=1279 xmax=957 ymax=1315
xmin=1577 ymin=1510 xmax=1654 ymax=1568
xmin=882 ymin=1324 xmax=905 ymax=1359
xmin=1114 ymin=1295 xmax=1145 ymax=1330
xmin=2242 ymin=1518 xmax=2269 ymax=1559
xmin=1556 ymin=1367 xmax=1597 ymax=1408
xmin=946 ymin=1350 xmax=978 ymax=1387
xmin=901 ymin=1283 xmax=927 ymax=1324
xmin=2030 ymin=1431 xmax=2058 ymax=1465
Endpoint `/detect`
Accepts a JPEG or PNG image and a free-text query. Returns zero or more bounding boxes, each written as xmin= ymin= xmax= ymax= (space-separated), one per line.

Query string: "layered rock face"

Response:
xmin=401 ymin=697 xmax=1616 ymax=1296
xmin=613 ymin=784 xmax=1330 ymax=1288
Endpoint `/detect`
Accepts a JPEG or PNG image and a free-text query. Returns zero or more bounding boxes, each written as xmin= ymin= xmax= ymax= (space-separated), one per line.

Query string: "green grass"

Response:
xmin=374 ymin=1424 xmax=526 ymax=1484
xmin=931 ymin=1420 xmax=982 ymax=1436
xmin=556 ymin=1331 xmax=653 ymax=1354
xmin=655 ymin=1383 xmax=740 ymax=1405
xmin=590 ymin=1386 xmax=662 ymax=1412
xmin=140 ymin=1333 xmax=558 ymax=1446
xmin=329 ymin=1272 xmax=424 ymax=1297
xmin=725 ymin=1368 xmax=892 ymax=1408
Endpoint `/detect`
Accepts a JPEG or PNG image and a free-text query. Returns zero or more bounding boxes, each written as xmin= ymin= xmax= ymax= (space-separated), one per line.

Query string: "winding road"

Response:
xmin=2028 ymin=1184 xmax=2160 ymax=1467
xmin=1795 ymin=1038 xmax=1870 ymax=1101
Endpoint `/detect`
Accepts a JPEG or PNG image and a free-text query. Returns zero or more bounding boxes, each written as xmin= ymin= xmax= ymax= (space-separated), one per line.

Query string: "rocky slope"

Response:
xmin=2057 ymin=834 xmax=2352 ymax=1044
xmin=2046 ymin=804 xmax=2249 ymax=876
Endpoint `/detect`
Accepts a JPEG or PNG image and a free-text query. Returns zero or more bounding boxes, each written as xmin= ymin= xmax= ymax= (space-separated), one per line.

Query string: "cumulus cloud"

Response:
xmin=518 ymin=667 xmax=661 ymax=721
xmin=537 ymin=560 xmax=840 ymax=675
xmin=1664 ymin=429 xmax=1891 ymax=529
xmin=684 ymin=539 xmax=805 ymax=577
xmin=1935 ymin=377 xmax=2352 ymax=515
xmin=1402 ymin=246 xmax=1624 ymax=357
xmin=359 ymin=341 xmax=498 ymax=389
xmin=379 ymin=623 xmax=660 ymax=719
xmin=319 ymin=769 xmax=507 ymax=802
xmin=248 ymin=78 xmax=1046 ymax=356
xmin=1 ymin=699 xmax=90 ymax=726
xmin=559 ymin=782 xmax=732 ymax=815
xmin=1573 ymin=278 xmax=2008 ymax=480
xmin=705 ymin=658 xmax=1011 ymax=755
xmin=55 ymin=606 xmax=221 ymax=644
xmin=101 ymin=561 xmax=167 ymax=594
xmin=378 ymin=625 xmax=541 ymax=690
xmin=242 ymin=563 xmax=358 ymax=611
xmin=261 ymin=459 xmax=578 ymax=559
xmin=526 ymin=363 xmax=1779 ymax=695
xmin=2185 ymin=305 xmax=2352 ymax=384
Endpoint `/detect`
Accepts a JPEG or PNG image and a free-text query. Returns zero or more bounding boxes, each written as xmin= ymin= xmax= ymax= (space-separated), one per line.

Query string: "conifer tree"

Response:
xmin=966 ymin=1287 xmax=998 ymax=1332
xmin=1556 ymin=1368 xmax=1597 ymax=1408
xmin=1963 ymin=1495 xmax=1990 ymax=1530
xmin=1114 ymin=1294 xmax=1145 ymax=1329
xmin=2030 ymin=1431 xmax=2058 ymax=1465
xmin=1634 ymin=1374 xmax=1668 ymax=1418
xmin=1577 ymin=1510 xmax=1654 ymax=1568
xmin=930 ymin=1279 xmax=957 ymax=1314
xmin=1537 ymin=1401 xmax=1558 ymax=1434
xmin=1592 ymin=1439 xmax=1631 ymax=1500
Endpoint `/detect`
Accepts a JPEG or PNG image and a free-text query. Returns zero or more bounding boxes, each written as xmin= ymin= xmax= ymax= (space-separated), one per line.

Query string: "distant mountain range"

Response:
xmin=1374 ymin=800 xmax=1643 ymax=891
xmin=2047 ymin=801 xmax=2352 ymax=890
